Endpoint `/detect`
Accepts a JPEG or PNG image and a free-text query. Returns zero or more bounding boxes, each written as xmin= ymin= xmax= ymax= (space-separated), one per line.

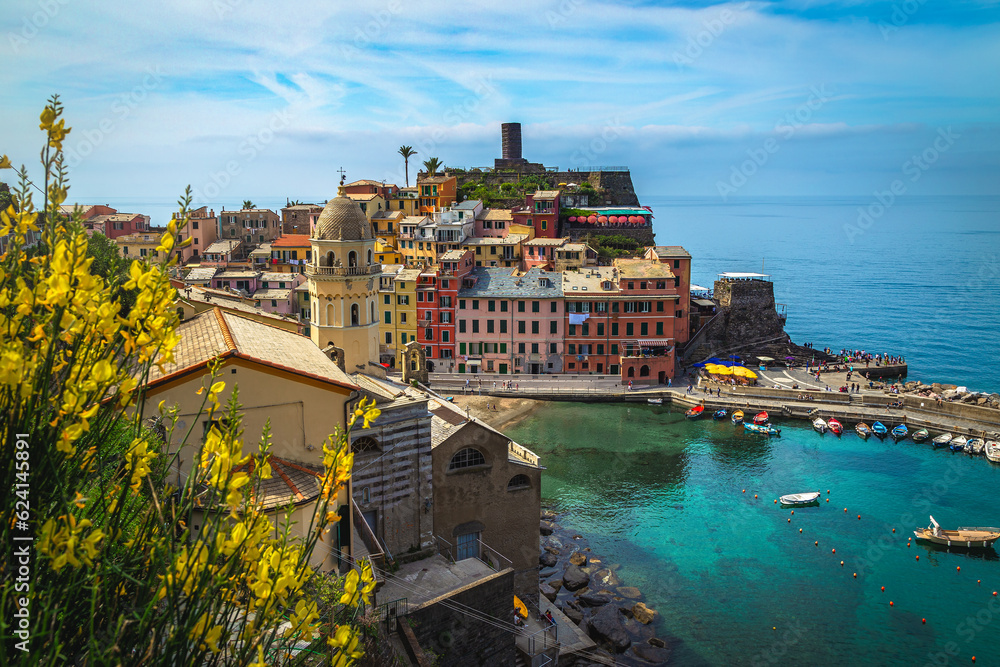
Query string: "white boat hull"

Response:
xmin=780 ymin=492 xmax=821 ymax=505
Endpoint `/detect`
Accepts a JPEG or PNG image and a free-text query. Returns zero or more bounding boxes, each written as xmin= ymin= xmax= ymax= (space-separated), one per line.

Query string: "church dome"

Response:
xmin=314 ymin=188 xmax=373 ymax=241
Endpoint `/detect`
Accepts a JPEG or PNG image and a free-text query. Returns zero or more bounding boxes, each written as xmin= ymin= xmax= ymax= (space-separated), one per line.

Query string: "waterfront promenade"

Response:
xmin=422 ymin=369 xmax=1000 ymax=440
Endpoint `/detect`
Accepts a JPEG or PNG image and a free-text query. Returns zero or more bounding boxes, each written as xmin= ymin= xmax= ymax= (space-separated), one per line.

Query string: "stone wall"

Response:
xmin=707 ymin=279 xmax=785 ymax=351
xmin=408 ymin=570 xmax=516 ymax=667
xmin=565 ymin=224 xmax=655 ymax=248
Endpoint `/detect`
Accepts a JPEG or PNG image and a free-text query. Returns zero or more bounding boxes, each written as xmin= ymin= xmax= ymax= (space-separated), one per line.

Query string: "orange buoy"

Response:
xmin=971 ymin=658 xmax=975 ymax=663
xmin=922 ymin=618 xmax=926 ymax=624
xmin=881 ymin=586 xmax=885 ymax=591
xmin=815 ymin=541 xmax=819 ymax=546
xmin=826 ymin=499 xmax=830 ymax=502
xmin=788 ymin=518 xmax=791 ymax=523
xmin=774 ymin=499 xmax=777 ymax=504
xmin=772 ymin=627 xmax=776 ymax=631
xmin=743 ymin=489 xmax=746 ymax=493
xmin=799 ymin=529 xmax=803 ymax=533
xmin=907 ymin=543 xmax=911 ymax=548
xmin=892 ymin=528 xmax=895 ymax=533
xmin=844 ymin=508 xmax=848 ymax=512
xmin=853 ymin=573 xmax=857 ymax=578
xmin=916 ymin=555 xmax=920 ymax=560
xmin=890 ymin=601 xmax=894 ymax=607
xmin=841 ymin=561 xmax=844 ymax=566
xmin=832 ymin=548 xmax=836 ymax=554
xmin=791 ymin=511 xmax=795 ymax=515
xmin=957 ymin=566 xmax=961 ymax=572
xmin=977 ymin=580 xmax=981 ymax=584
xmin=827 ymin=490 xmax=830 ymax=494
xmin=755 ymin=494 xmax=758 ymax=498
xmin=858 ymin=515 xmax=862 ymax=520
xmin=994 ymin=592 xmax=998 ymax=597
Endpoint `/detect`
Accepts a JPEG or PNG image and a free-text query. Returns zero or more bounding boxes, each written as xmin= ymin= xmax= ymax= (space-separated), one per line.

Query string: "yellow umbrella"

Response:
xmin=732 ymin=366 xmax=757 ymax=379
xmin=513 ymin=596 xmax=528 ymax=619
xmin=709 ymin=364 xmax=733 ymax=375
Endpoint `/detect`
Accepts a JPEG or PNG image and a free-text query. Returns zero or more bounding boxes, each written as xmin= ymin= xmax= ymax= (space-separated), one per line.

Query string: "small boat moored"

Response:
xmin=713 ymin=408 xmax=728 ymax=420
xmin=912 ymin=428 xmax=930 ymax=443
xmin=872 ymin=421 xmax=888 ymax=438
xmin=891 ymin=424 xmax=909 ymax=442
xmin=913 ymin=516 xmax=1000 ymax=549
xmin=932 ymin=433 xmax=953 ymax=449
xmin=828 ymin=418 xmax=843 ymax=436
xmin=949 ymin=435 xmax=968 ymax=452
xmin=855 ymin=422 xmax=872 ymax=439
xmin=731 ymin=410 xmax=744 ymax=425
xmin=647 ymin=398 xmax=663 ymax=405
xmin=744 ymin=422 xmax=780 ymax=436
xmin=968 ymin=438 xmax=985 ymax=455
xmin=779 ymin=491 xmax=822 ymax=505
xmin=753 ymin=411 xmax=769 ymax=425
xmin=686 ymin=405 xmax=705 ymax=419
xmin=986 ymin=441 xmax=1000 ymax=463
xmin=812 ymin=418 xmax=828 ymax=434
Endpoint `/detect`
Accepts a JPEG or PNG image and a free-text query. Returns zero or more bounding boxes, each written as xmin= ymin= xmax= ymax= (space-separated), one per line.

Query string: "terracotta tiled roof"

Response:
xmin=146 ymin=308 xmax=356 ymax=390
xmin=271 ymin=235 xmax=311 ymax=247
xmin=481 ymin=209 xmax=513 ymax=221
xmin=231 ymin=456 xmax=326 ymax=510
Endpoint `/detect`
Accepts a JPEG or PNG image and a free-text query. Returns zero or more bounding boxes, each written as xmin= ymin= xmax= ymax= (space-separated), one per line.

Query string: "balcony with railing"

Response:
xmin=306 ymin=263 xmax=381 ymax=277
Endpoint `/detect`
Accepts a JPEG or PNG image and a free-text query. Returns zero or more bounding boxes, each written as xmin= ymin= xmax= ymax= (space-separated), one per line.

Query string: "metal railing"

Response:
xmin=351 ymin=499 xmax=386 ymax=572
xmin=376 ymin=597 xmax=408 ymax=632
xmin=477 ymin=539 xmax=512 ymax=572
xmin=434 ymin=535 xmax=455 ymax=562
xmin=307 ymin=264 xmax=380 ymax=276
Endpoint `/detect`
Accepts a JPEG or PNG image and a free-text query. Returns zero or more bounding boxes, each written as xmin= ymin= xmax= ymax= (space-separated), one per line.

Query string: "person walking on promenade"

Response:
xmin=667 ymin=377 xmax=672 ymax=387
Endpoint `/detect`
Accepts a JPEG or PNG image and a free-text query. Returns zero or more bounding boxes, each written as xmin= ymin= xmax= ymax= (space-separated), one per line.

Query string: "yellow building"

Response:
xmin=115 ymin=232 xmax=163 ymax=261
xmin=377 ymin=265 xmax=401 ymax=366
xmin=397 ymin=215 xmax=434 ymax=268
xmin=140 ymin=307 xmax=359 ymax=570
xmin=393 ymin=268 xmax=419 ymax=365
xmin=306 ymin=188 xmax=382 ymax=373
xmin=269 ymin=234 xmax=312 ymax=274
xmin=387 ymin=187 xmax=420 ymax=216
xmin=345 ymin=193 xmax=387 ymax=223
xmin=374 ymin=238 xmax=403 ymax=265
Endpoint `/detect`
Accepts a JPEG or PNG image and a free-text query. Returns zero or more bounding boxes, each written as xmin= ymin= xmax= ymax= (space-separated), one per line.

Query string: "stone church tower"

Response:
xmin=307 ymin=186 xmax=381 ymax=373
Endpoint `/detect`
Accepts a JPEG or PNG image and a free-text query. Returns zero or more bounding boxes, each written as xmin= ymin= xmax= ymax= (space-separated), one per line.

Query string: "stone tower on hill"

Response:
xmin=306 ymin=186 xmax=381 ymax=373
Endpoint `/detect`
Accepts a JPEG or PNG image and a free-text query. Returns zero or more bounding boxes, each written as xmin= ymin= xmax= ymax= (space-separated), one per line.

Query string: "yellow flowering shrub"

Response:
xmin=0 ymin=97 xmax=377 ymax=666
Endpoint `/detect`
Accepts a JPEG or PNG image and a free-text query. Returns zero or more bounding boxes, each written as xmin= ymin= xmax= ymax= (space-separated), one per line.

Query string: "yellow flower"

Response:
xmin=39 ymin=106 xmax=56 ymax=130
xmin=328 ymin=624 xmax=364 ymax=666
xmin=0 ymin=155 xmax=11 ymax=169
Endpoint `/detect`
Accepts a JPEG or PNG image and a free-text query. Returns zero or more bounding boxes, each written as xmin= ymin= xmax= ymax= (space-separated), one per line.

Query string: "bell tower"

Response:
xmin=306 ymin=184 xmax=381 ymax=373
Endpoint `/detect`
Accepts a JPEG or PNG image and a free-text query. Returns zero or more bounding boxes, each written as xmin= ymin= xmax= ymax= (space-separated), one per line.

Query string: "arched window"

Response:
xmin=367 ymin=249 xmax=373 ymax=265
xmin=349 ymin=250 xmax=357 ymax=267
xmin=507 ymin=474 xmax=531 ymax=491
xmin=627 ymin=367 xmax=635 ymax=378
xmin=326 ymin=303 xmax=334 ymax=326
xmin=640 ymin=365 xmax=650 ymax=377
xmin=449 ymin=448 xmax=486 ymax=470
xmin=351 ymin=303 xmax=359 ymax=326
xmin=353 ymin=436 xmax=380 ymax=453
xmin=325 ymin=251 xmax=334 ymax=267
xmin=370 ymin=301 xmax=376 ymax=322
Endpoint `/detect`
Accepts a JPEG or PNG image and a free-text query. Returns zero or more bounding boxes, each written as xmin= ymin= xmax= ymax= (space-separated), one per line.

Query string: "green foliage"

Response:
xmin=242 ymin=199 xmax=255 ymax=210
xmin=422 ymin=157 xmax=442 ymax=177
xmin=0 ymin=181 xmax=15 ymax=212
xmin=85 ymin=230 xmax=138 ymax=317
xmin=585 ymin=233 xmax=643 ymax=261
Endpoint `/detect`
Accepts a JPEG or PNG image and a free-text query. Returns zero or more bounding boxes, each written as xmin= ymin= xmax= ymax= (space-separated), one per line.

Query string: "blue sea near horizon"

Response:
xmin=506 ymin=403 xmax=1000 ymax=666
xmin=87 ymin=194 xmax=1000 ymax=393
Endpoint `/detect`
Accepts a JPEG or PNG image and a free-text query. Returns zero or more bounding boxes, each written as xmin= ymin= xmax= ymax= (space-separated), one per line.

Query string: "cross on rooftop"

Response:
xmin=337 ymin=167 xmax=346 ymax=185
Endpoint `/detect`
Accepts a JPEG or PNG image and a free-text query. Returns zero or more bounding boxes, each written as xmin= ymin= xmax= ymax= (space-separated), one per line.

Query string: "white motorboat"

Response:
xmin=779 ymin=492 xmax=821 ymax=505
xmin=812 ymin=418 xmax=827 ymax=434
xmin=985 ymin=441 xmax=1000 ymax=463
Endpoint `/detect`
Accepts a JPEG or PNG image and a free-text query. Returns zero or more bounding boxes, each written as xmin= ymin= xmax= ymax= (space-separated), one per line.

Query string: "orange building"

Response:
xmin=415 ymin=174 xmax=457 ymax=214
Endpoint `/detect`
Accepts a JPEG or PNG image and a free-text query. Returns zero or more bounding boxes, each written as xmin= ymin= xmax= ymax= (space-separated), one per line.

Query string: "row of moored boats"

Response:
xmin=683 ymin=405 xmax=781 ymax=436
xmin=811 ymin=418 xmax=1000 ymax=461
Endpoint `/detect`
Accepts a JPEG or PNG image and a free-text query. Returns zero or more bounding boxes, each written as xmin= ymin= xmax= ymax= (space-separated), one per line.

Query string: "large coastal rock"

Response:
xmin=569 ymin=551 xmax=587 ymax=566
xmin=564 ymin=564 xmax=590 ymax=591
xmin=540 ymin=521 xmax=555 ymax=536
xmin=540 ymin=551 xmax=557 ymax=567
xmin=541 ymin=583 xmax=558 ymax=602
xmin=593 ymin=568 xmax=623 ymax=588
xmin=631 ymin=642 xmax=672 ymax=664
xmin=632 ymin=602 xmax=658 ymax=625
xmin=560 ymin=601 xmax=583 ymax=624
xmin=578 ymin=591 xmax=611 ymax=607
xmin=989 ymin=393 xmax=1000 ymax=408
xmin=618 ymin=586 xmax=642 ymax=599
xmin=589 ymin=604 xmax=631 ymax=652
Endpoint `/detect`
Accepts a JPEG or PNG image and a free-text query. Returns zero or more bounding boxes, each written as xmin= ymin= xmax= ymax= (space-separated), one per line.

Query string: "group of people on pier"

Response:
xmin=833 ymin=349 xmax=905 ymax=366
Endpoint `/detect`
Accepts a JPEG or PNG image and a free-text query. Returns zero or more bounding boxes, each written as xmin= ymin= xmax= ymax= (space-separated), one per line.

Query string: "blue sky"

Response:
xmin=2 ymin=0 xmax=998 ymax=205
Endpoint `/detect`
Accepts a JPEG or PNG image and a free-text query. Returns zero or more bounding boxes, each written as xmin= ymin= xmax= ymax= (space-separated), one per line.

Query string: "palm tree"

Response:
xmin=398 ymin=146 xmax=417 ymax=187
xmin=242 ymin=200 xmax=255 ymax=210
xmin=422 ymin=157 xmax=442 ymax=178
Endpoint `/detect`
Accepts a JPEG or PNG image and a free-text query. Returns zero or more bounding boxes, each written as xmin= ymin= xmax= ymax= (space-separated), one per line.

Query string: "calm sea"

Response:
xmin=90 ymin=194 xmax=1000 ymax=392
xmin=506 ymin=402 xmax=1000 ymax=666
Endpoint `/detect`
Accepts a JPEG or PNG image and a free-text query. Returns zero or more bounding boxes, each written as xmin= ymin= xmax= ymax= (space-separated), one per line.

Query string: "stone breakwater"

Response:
xmin=538 ymin=505 xmax=673 ymax=665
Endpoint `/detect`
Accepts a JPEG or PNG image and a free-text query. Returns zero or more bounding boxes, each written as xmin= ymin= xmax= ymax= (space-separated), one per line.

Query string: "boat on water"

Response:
xmin=932 ymin=433 xmax=953 ymax=448
xmin=968 ymin=438 xmax=985 ymax=455
xmin=912 ymin=428 xmax=930 ymax=443
xmin=985 ymin=441 xmax=1000 ymax=463
xmin=731 ymin=410 xmax=744 ymax=425
xmin=828 ymin=418 xmax=843 ymax=436
xmin=744 ymin=422 xmax=780 ymax=436
xmin=647 ymin=398 xmax=663 ymax=405
xmin=855 ymin=422 xmax=872 ymax=439
xmin=812 ymin=418 xmax=828 ymax=434
xmin=686 ymin=405 xmax=705 ymax=419
xmin=891 ymin=424 xmax=908 ymax=441
xmin=872 ymin=422 xmax=888 ymax=438
xmin=913 ymin=516 xmax=1000 ymax=549
xmin=753 ymin=411 xmax=769 ymax=425
xmin=779 ymin=492 xmax=821 ymax=505
xmin=949 ymin=435 xmax=968 ymax=452
xmin=713 ymin=408 xmax=728 ymax=420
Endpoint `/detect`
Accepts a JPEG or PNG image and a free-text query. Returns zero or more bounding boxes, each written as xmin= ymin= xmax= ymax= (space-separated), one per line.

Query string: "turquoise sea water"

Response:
xmin=642 ymin=195 xmax=1000 ymax=394
xmin=506 ymin=402 xmax=1000 ymax=666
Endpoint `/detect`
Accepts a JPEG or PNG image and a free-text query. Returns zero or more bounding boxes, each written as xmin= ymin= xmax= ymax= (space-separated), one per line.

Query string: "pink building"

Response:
xmin=254 ymin=272 xmax=306 ymax=315
xmin=177 ymin=206 xmax=219 ymax=264
xmin=454 ymin=267 xmax=564 ymax=375
xmin=473 ymin=209 xmax=513 ymax=238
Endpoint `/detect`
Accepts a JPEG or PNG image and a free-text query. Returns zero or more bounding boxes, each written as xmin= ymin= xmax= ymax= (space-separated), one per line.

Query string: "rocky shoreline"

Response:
xmin=539 ymin=505 xmax=672 ymax=666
